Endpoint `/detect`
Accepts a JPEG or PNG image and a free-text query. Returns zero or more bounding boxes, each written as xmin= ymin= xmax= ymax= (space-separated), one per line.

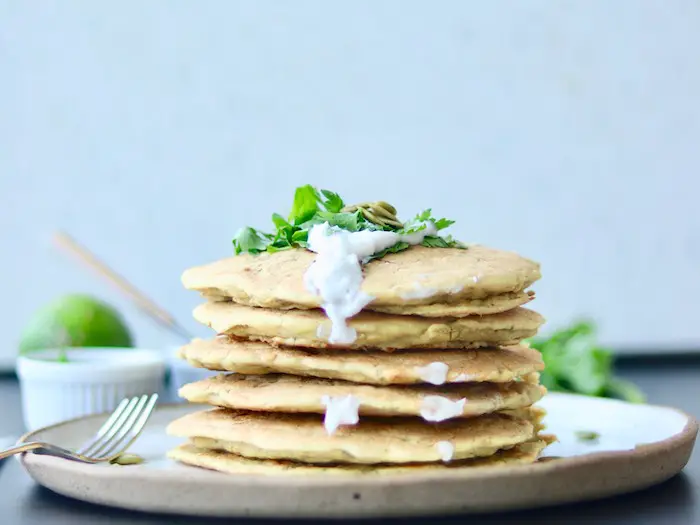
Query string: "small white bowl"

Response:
xmin=16 ymin=348 xmax=166 ymax=430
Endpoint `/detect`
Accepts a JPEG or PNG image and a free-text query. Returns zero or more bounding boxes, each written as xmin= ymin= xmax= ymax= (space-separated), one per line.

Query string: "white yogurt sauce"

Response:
xmin=321 ymin=394 xmax=361 ymax=435
xmin=420 ymin=396 xmax=466 ymax=422
xmin=415 ymin=362 xmax=449 ymax=385
xmin=436 ymin=441 xmax=455 ymax=462
xmin=304 ymin=221 xmax=437 ymax=344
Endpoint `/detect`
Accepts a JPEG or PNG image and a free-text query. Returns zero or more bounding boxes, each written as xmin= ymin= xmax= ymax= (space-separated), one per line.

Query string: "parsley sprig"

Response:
xmin=232 ymin=185 xmax=463 ymax=258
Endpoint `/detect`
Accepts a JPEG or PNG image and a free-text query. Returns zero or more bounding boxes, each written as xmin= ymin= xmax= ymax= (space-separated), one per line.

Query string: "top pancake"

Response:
xmin=182 ymin=245 xmax=540 ymax=317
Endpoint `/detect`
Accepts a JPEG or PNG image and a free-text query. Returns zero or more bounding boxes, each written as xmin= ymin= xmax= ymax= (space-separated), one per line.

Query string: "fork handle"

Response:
xmin=0 ymin=442 xmax=44 ymax=460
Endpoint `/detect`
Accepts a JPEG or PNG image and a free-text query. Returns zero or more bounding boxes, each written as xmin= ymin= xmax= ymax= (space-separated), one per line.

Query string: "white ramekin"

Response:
xmin=16 ymin=348 xmax=166 ymax=430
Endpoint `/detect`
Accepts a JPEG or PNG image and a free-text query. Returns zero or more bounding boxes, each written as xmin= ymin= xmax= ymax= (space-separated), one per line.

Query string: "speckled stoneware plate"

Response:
xmin=17 ymin=393 xmax=698 ymax=518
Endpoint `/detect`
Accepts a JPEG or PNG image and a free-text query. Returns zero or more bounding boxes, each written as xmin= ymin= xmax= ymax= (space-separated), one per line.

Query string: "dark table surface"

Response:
xmin=2 ymin=356 xmax=700 ymax=524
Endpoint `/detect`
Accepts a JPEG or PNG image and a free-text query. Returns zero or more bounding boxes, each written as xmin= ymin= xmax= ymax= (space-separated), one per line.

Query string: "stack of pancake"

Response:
xmin=167 ymin=245 xmax=552 ymax=475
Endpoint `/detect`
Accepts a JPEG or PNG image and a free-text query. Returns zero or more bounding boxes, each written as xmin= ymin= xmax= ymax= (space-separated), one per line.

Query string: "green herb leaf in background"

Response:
xmin=604 ymin=377 xmax=647 ymax=404
xmin=527 ymin=321 xmax=645 ymax=403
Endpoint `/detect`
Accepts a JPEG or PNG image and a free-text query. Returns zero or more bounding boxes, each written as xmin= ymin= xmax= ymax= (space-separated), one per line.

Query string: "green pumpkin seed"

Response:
xmin=110 ymin=453 xmax=145 ymax=466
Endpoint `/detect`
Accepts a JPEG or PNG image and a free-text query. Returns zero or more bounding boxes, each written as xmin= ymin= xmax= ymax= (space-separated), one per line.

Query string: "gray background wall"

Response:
xmin=1 ymin=0 xmax=698 ymax=364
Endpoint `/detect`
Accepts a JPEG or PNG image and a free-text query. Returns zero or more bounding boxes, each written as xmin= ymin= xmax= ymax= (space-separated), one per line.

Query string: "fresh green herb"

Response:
xmin=367 ymin=241 xmax=411 ymax=262
xmin=290 ymin=185 xmax=324 ymax=225
xmin=320 ymin=189 xmax=344 ymax=213
xmin=271 ymin=213 xmax=290 ymax=230
xmin=232 ymin=227 xmax=272 ymax=255
xmin=574 ymin=430 xmax=600 ymax=442
xmin=312 ymin=211 xmax=365 ymax=232
xmin=231 ymin=185 xmax=464 ymax=258
xmin=401 ymin=208 xmax=454 ymax=234
xmin=527 ymin=321 xmax=645 ymax=403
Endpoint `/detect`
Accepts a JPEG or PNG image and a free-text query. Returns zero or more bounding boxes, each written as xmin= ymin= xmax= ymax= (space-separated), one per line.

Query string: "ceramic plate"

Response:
xmin=17 ymin=393 xmax=698 ymax=518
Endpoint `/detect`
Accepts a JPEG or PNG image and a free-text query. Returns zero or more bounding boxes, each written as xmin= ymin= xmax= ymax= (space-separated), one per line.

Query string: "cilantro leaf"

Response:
xmin=401 ymin=209 xmax=457 ymax=237
xmin=320 ymin=190 xmax=345 ymax=213
xmin=315 ymin=210 xmax=365 ymax=232
xmin=401 ymin=211 xmax=431 ymax=234
xmin=267 ymin=243 xmax=293 ymax=253
xmin=291 ymin=229 xmax=309 ymax=244
xmin=366 ymin=241 xmax=410 ymax=261
xmin=272 ymin=213 xmax=291 ymax=230
xmin=289 ymin=185 xmax=320 ymax=225
xmin=232 ymin=227 xmax=272 ymax=255
xmin=421 ymin=235 xmax=450 ymax=248
xmin=434 ymin=218 xmax=455 ymax=230
xmin=414 ymin=209 xmax=432 ymax=222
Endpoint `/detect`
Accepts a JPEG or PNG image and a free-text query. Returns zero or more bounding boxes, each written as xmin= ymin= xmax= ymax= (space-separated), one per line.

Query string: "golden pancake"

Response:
xmin=166 ymin=408 xmax=536 ymax=464
xmin=182 ymin=245 xmax=540 ymax=315
xmin=178 ymin=338 xmax=545 ymax=385
xmin=193 ymin=302 xmax=544 ymax=351
xmin=179 ymin=373 xmax=546 ymax=419
xmin=168 ymin=438 xmax=550 ymax=476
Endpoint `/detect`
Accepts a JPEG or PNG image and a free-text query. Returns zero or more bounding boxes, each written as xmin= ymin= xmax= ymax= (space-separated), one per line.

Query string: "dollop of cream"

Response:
xmin=436 ymin=441 xmax=455 ymax=462
xmin=304 ymin=222 xmax=437 ymax=344
xmin=415 ymin=362 xmax=449 ymax=385
xmin=454 ymin=373 xmax=475 ymax=382
xmin=420 ymin=396 xmax=466 ymax=422
xmin=321 ymin=394 xmax=360 ymax=435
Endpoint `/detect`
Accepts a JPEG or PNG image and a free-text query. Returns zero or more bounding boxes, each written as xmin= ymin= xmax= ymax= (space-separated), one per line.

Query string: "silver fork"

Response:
xmin=0 ymin=393 xmax=159 ymax=463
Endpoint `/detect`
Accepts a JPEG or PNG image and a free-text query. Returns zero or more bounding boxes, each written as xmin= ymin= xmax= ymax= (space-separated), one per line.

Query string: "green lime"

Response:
xmin=19 ymin=294 xmax=133 ymax=355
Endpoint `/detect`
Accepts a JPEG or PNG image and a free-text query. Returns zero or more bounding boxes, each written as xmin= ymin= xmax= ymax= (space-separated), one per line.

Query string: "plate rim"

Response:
xmin=17 ymin=393 xmax=700 ymax=487
xmin=16 ymin=393 xmax=700 ymax=517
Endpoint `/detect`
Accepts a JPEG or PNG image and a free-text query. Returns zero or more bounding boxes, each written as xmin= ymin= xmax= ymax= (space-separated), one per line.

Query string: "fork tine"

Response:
xmin=76 ymin=397 xmax=131 ymax=456
xmin=97 ymin=393 xmax=159 ymax=460
xmin=88 ymin=395 xmax=149 ymax=458
xmin=80 ymin=396 xmax=143 ymax=457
